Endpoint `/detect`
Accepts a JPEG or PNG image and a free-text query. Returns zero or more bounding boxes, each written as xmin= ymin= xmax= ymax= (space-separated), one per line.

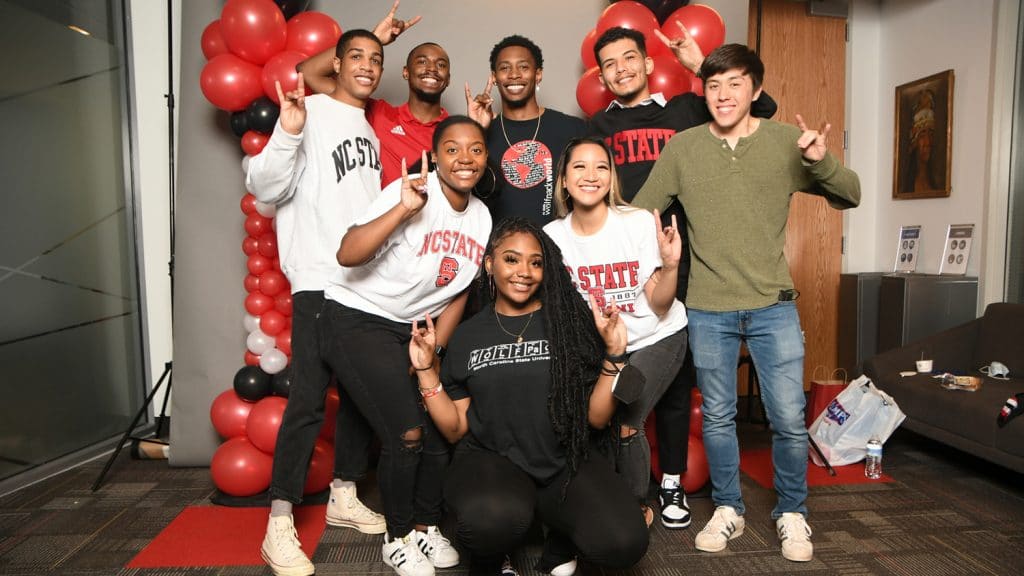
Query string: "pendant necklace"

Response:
xmin=495 ymin=310 xmax=535 ymax=343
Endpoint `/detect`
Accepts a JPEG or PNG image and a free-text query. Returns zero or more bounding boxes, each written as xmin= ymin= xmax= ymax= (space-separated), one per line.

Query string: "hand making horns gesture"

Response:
xmin=400 ymin=150 xmax=430 ymax=214
xmin=653 ymin=209 xmax=682 ymax=272
xmin=409 ymin=313 xmax=437 ymax=371
xmin=654 ymin=21 xmax=704 ymax=73
xmin=373 ymin=0 xmax=422 ymax=46
xmin=465 ymin=77 xmax=496 ymax=129
xmin=795 ymin=113 xmax=831 ymax=163
xmin=589 ymin=292 xmax=628 ymax=356
xmin=275 ymin=72 xmax=306 ymax=136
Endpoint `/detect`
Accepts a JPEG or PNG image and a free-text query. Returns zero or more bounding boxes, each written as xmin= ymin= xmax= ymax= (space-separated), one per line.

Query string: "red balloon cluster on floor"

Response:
xmin=575 ymin=1 xmax=726 ymax=117
xmin=200 ymin=0 xmax=344 ymax=498
xmin=647 ymin=386 xmax=710 ymax=492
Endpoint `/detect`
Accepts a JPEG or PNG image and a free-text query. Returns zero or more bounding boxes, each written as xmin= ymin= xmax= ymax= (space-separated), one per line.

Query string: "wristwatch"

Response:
xmin=434 ymin=345 xmax=447 ymax=360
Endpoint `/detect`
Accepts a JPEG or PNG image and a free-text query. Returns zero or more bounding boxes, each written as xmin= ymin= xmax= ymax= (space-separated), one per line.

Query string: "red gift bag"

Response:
xmin=806 ymin=368 xmax=848 ymax=428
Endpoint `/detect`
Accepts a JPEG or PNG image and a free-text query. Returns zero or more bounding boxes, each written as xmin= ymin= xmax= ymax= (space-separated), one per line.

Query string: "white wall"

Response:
xmin=846 ymin=0 xmax=1015 ymax=309
xmin=129 ymin=0 xmax=179 ymax=415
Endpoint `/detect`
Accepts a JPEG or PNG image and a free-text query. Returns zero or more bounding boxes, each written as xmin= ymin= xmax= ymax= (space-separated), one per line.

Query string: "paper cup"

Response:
xmin=915 ymin=359 xmax=933 ymax=373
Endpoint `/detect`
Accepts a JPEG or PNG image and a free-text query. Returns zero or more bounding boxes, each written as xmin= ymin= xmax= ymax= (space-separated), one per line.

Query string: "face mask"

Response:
xmin=981 ymin=361 xmax=1010 ymax=380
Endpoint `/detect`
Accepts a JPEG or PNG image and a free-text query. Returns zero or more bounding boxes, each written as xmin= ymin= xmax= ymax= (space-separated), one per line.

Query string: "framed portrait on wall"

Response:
xmin=892 ymin=70 xmax=954 ymax=200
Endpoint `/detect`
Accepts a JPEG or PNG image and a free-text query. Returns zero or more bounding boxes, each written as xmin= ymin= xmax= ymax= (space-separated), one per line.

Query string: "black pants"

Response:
xmin=319 ymin=301 xmax=448 ymax=536
xmin=269 ymin=291 xmax=373 ymax=503
xmin=654 ymin=346 xmax=695 ymax=475
xmin=444 ymin=446 xmax=648 ymax=575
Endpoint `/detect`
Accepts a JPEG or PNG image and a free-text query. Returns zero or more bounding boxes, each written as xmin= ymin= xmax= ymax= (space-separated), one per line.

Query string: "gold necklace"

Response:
xmin=495 ymin=310 xmax=535 ymax=343
xmin=499 ymin=109 xmax=543 ymax=148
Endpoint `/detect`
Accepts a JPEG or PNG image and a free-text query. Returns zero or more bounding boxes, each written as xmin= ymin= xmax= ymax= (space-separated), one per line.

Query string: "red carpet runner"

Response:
xmin=740 ymin=449 xmax=893 ymax=488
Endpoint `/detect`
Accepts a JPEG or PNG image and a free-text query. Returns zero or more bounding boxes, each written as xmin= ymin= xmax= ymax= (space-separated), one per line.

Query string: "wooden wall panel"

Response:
xmin=749 ymin=0 xmax=848 ymax=389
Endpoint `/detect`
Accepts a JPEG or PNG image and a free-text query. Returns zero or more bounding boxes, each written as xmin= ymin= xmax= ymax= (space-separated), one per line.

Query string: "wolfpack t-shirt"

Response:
xmin=442 ymin=306 xmax=565 ymax=483
xmin=481 ymin=109 xmax=586 ymax=225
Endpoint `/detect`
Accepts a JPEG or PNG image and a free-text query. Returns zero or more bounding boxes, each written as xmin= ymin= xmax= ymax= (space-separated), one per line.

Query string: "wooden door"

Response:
xmin=749 ymin=0 xmax=848 ymax=389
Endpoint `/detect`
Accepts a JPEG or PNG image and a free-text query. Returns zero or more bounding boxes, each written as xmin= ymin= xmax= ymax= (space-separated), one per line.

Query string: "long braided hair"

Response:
xmin=479 ymin=217 xmax=607 ymax=481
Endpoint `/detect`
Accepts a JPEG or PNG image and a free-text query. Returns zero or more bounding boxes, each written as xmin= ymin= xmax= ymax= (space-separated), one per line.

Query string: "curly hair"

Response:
xmin=479 ymin=217 xmax=606 ymax=482
xmin=489 ymin=34 xmax=544 ymax=71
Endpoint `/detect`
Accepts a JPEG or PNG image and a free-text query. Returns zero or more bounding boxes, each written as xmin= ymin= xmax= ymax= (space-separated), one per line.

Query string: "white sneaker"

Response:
xmin=260 ymin=514 xmax=315 ymax=576
xmin=383 ymin=530 xmax=435 ymax=576
xmin=415 ymin=525 xmax=460 ymax=568
xmin=694 ymin=506 xmax=745 ymax=553
xmin=550 ymin=557 xmax=578 ymax=576
xmin=776 ymin=512 xmax=813 ymax=562
xmin=501 ymin=555 xmax=519 ymax=576
xmin=325 ymin=482 xmax=386 ymax=534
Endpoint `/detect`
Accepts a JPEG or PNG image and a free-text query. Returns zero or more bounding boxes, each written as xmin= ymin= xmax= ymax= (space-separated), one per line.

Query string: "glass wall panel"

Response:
xmin=0 ymin=0 xmax=145 ymax=481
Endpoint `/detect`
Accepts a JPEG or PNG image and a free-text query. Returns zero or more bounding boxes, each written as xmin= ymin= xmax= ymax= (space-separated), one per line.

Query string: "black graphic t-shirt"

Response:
xmin=480 ymin=109 xmax=587 ymax=226
xmin=441 ymin=305 xmax=565 ymax=483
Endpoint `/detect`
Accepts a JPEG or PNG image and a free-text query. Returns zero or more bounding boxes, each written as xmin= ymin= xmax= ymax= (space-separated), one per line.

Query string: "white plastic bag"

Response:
xmin=808 ymin=375 xmax=906 ymax=467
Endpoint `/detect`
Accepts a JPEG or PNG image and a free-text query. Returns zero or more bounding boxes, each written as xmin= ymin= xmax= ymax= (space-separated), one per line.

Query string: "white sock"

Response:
xmin=332 ymin=478 xmax=355 ymax=490
xmin=270 ymin=499 xmax=293 ymax=518
xmin=661 ymin=474 xmax=681 ymax=490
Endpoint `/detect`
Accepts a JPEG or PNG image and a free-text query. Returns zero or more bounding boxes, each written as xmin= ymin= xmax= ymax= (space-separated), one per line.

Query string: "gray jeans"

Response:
xmin=615 ymin=327 xmax=688 ymax=503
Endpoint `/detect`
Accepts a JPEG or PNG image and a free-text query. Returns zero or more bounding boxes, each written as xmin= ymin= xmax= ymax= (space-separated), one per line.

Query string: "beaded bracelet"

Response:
xmin=419 ymin=382 xmax=443 ymax=399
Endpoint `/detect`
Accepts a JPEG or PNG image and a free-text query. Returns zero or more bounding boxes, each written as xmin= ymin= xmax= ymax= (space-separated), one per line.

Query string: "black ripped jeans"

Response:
xmin=319 ymin=300 xmax=448 ymax=537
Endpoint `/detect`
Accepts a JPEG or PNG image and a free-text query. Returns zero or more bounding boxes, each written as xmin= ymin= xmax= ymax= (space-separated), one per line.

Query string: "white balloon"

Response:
xmin=260 ymin=348 xmax=288 ymax=374
xmin=241 ymin=154 xmax=252 ymax=174
xmin=254 ymin=200 xmax=277 ymax=218
xmin=243 ymin=313 xmax=260 ymax=333
xmin=247 ymin=329 xmax=274 ymax=355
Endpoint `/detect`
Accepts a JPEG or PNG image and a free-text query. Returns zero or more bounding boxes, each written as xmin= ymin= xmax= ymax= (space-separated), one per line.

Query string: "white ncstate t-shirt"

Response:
xmin=327 ymin=172 xmax=493 ymax=323
xmin=544 ymin=207 xmax=687 ymax=351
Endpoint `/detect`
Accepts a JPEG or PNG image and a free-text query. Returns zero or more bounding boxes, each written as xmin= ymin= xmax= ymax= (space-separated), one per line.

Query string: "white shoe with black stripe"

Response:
xmin=414 ymin=525 xmax=460 ymax=568
xmin=694 ymin=506 xmax=745 ymax=553
xmin=382 ymin=530 xmax=435 ymax=576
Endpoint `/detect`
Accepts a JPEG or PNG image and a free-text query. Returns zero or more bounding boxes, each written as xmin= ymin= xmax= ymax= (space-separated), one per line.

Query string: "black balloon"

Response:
xmin=612 ymin=0 xmax=690 ymax=23
xmin=229 ymin=111 xmax=249 ymax=138
xmin=271 ymin=365 xmax=294 ymax=398
xmin=274 ymin=0 xmax=310 ymax=19
xmin=233 ymin=365 xmax=273 ymax=402
xmin=246 ymin=97 xmax=280 ymax=135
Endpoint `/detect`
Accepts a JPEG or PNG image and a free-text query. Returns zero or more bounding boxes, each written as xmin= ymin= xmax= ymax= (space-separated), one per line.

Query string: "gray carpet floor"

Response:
xmin=1 ymin=422 xmax=1022 ymax=575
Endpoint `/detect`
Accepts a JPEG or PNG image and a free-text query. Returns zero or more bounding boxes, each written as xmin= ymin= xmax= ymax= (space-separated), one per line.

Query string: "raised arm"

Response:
xmin=246 ymin=76 xmax=307 ymax=204
xmin=587 ymin=295 xmax=629 ymax=429
xmin=643 ymin=210 xmax=680 ymax=317
xmin=295 ymin=47 xmax=338 ymax=96
xmin=465 ymin=78 xmax=495 ymax=129
xmin=337 ymin=152 xmax=429 ymax=266
xmin=409 ymin=314 xmax=470 ymax=443
xmin=654 ymin=21 xmax=704 ymax=74
xmin=795 ymin=114 xmax=861 ymax=209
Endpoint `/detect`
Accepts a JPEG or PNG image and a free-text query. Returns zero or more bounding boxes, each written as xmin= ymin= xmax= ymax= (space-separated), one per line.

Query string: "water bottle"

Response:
xmin=865 ymin=436 xmax=883 ymax=479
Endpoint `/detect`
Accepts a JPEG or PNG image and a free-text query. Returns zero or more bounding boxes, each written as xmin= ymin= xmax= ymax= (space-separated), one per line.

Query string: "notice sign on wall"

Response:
xmin=939 ymin=224 xmax=974 ymax=275
xmin=894 ymin=225 xmax=922 ymax=273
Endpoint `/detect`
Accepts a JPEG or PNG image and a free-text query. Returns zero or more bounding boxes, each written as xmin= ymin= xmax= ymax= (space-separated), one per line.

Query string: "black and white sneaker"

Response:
xmin=659 ymin=486 xmax=691 ymax=529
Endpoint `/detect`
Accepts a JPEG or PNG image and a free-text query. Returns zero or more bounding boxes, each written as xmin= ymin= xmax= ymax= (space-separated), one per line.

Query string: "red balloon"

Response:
xmin=242 ymin=236 xmax=259 ymax=256
xmin=690 ymin=73 xmax=704 ymax=96
xmin=211 ymin=437 xmax=273 ymax=496
xmin=246 ymin=291 xmax=274 ymax=315
xmin=248 ymin=254 xmax=272 ymax=276
xmin=262 ymin=50 xmax=311 ymax=104
xmin=320 ymin=386 xmax=340 ymax=441
xmin=245 ymin=350 xmax=261 ymax=366
xmin=689 ymin=399 xmax=703 ymax=437
xmin=257 ymin=232 xmax=278 ymax=258
xmin=649 ymin=53 xmax=692 ymax=100
xmin=210 ymin=389 xmax=254 ymax=438
xmin=220 ymin=0 xmax=287 ymax=65
xmin=580 ymin=28 xmax=599 ymax=70
xmin=275 ymin=292 xmax=293 ymax=316
xmin=681 ymin=436 xmax=710 ymax=492
xmin=247 ymin=396 xmax=288 ymax=453
xmin=303 ymin=438 xmax=335 ymax=495
xmin=259 ymin=269 xmax=288 ymax=297
xmin=245 ymin=212 xmax=273 ymax=237
xmin=201 ymin=20 xmax=229 ymax=60
xmin=286 ymin=11 xmax=342 ymax=59
xmin=661 ymin=5 xmax=726 ymax=57
xmin=576 ymin=67 xmax=615 ymax=118
xmin=597 ymin=1 xmax=659 ymax=37
xmin=244 ymin=273 xmax=261 ymax=293
xmin=240 ymin=193 xmax=257 ymax=215
xmin=276 ymin=330 xmax=292 ymax=356
xmin=241 ymin=130 xmax=270 ymax=155
xmin=260 ymin=309 xmax=288 ymax=336
xmin=200 ymin=54 xmax=264 ymax=112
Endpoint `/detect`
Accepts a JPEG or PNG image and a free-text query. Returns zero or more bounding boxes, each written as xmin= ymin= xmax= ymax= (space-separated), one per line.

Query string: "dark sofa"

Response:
xmin=862 ymin=303 xmax=1024 ymax=474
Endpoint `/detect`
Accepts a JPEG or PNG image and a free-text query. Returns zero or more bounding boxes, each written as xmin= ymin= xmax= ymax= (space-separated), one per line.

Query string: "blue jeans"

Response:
xmin=688 ymin=302 xmax=807 ymax=518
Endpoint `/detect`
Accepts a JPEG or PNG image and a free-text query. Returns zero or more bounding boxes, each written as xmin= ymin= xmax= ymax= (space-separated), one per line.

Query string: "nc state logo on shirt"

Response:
xmin=436 ymin=256 xmax=459 ymax=287
xmin=501 ymin=140 xmax=552 ymax=189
